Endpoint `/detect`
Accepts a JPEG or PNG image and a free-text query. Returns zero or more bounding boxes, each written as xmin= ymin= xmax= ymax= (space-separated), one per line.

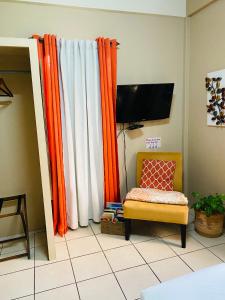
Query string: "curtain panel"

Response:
xmin=33 ymin=34 xmax=67 ymax=235
xmin=58 ymin=39 xmax=104 ymax=227
xmin=96 ymin=38 xmax=120 ymax=205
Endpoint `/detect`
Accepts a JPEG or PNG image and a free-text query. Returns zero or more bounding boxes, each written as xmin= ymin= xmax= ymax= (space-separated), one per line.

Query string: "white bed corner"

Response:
xmin=141 ymin=263 xmax=225 ymax=300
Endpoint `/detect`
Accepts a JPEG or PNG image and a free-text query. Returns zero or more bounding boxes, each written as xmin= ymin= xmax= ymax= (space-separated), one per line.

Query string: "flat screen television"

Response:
xmin=116 ymin=83 xmax=174 ymax=123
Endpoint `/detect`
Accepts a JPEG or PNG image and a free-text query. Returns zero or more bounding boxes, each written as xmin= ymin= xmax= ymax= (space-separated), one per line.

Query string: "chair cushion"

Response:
xmin=125 ymin=188 xmax=188 ymax=205
xmin=123 ymin=200 xmax=189 ymax=224
xmin=140 ymin=159 xmax=176 ymax=191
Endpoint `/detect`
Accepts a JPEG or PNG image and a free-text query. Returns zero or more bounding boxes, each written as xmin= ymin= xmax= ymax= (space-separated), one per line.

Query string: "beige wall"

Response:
xmin=188 ymin=0 xmax=225 ymax=197
xmin=0 ymin=68 xmax=45 ymax=236
xmin=187 ymin=0 xmax=217 ymax=16
xmin=0 ymin=1 xmax=185 ymax=224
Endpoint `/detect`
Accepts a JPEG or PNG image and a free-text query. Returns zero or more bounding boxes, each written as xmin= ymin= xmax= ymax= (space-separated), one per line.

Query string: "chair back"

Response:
xmin=136 ymin=152 xmax=183 ymax=192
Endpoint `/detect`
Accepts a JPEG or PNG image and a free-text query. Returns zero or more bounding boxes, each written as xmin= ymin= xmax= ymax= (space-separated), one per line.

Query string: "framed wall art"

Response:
xmin=206 ymin=69 xmax=225 ymax=127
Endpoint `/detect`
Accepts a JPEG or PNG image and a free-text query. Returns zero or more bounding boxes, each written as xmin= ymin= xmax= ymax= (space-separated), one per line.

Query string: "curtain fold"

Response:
xmin=58 ymin=39 xmax=104 ymax=227
xmin=33 ymin=34 xmax=67 ymax=235
xmin=96 ymin=38 xmax=120 ymax=205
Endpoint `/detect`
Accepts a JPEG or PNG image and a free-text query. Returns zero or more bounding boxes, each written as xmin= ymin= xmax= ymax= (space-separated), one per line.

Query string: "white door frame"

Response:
xmin=0 ymin=37 xmax=55 ymax=260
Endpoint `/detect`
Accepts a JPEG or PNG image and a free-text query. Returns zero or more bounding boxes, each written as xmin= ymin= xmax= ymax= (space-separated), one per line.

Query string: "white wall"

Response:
xmin=0 ymin=70 xmax=45 ymax=236
xmin=188 ymin=0 xmax=225 ymax=197
xmin=0 ymin=1 xmax=185 ymax=230
xmin=14 ymin=0 xmax=186 ymax=17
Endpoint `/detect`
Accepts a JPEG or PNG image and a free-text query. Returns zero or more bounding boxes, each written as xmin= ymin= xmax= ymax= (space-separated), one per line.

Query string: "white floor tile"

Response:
xmin=96 ymin=234 xmax=131 ymax=250
xmin=181 ymin=248 xmax=222 ymax=271
xmin=0 ymin=248 xmax=34 ymax=275
xmin=15 ymin=295 xmax=34 ymax=300
xmin=35 ymin=284 xmax=79 ymax=300
xmin=65 ymin=227 xmax=93 ymax=241
xmin=35 ymin=241 xmax=69 ymax=267
xmin=105 ymin=245 xmax=145 ymax=271
xmin=162 ymin=233 xmax=204 ymax=255
xmin=130 ymin=234 xmax=155 ymax=244
xmin=35 ymin=260 xmax=75 ymax=293
xmin=115 ymin=265 xmax=159 ymax=300
xmin=189 ymin=230 xmax=225 ymax=247
xmin=54 ymin=234 xmax=66 ymax=243
xmin=0 ymin=268 xmax=34 ymax=299
xmin=77 ymin=274 xmax=125 ymax=300
xmin=72 ymin=252 xmax=111 ymax=282
xmin=210 ymin=243 xmax=225 ymax=261
xmin=135 ymin=239 xmax=175 ymax=263
xmin=67 ymin=236 xmax=101 ymax=258
xmin=149 ymin=256 xmax=192 ymax=282
xmin=89 ymin=221 xmax=101 ymax=235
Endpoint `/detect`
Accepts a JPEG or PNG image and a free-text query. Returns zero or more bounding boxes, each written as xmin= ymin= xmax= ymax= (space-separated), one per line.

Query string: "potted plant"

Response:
xmin=192 ymin=192 xmax=225 ymax=237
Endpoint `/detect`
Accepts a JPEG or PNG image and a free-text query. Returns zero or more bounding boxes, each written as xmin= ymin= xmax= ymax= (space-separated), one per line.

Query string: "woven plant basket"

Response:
xmin=195 ymin=210 xmax=224 ymax=238
xmin=101 ymin=220 xmax=125 ymax=236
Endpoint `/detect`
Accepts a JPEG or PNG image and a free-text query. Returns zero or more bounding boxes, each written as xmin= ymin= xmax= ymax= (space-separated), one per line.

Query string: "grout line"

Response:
xmin=131 ymin=242 xmax=161 ymax=283
xmin=130 ymin=236 xmax=157 ymax=245
xmin=4 ymin=225 xmax=225 ymax=300
xmin=159 ymin=233 xmax=225 ymax=271
xmin=206 ymin=248 xmax=225 ymax=262
xmin=35 ymin=258 xmax=71 ymax=269
xmin=113 ymin=263 xmax=147 ymax=275
xmin=34 ymin=283 xmax=76 ymax=297
xmin=187 ymin=233 xmax=224 ymax=263
xmin=176 ymin=255 xmax=195 ymax=272
xmin=158 ymin=239 xmax=195 ymax=272
xmin=65 ymin=234 xmax=94 ymax=242
xmin=89 ymin=224 xmax=128 ymax=300
xmin=0 ymin=265 xmax=34 ymax=277
xmin=161 ymin=232 xmax=225 ymax=259
xmin=69 ymin=250 xmax=102 ymax=260
xmin=158 ymin=236 xmax=195 ymax=272
xmin=76 ymin=271 xmax=113 ymax=284
xmin=12 ymin=293 xmax=34 ymax=300
xmin=64 ymin=235 xmax=81 ymax=300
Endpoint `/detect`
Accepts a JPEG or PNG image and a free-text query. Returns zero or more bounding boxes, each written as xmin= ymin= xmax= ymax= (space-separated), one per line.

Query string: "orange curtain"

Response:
xmin=33 ymin=34 xmax=67 ymax=235
xmin=96 ymin=37 xmax=120 ymax=205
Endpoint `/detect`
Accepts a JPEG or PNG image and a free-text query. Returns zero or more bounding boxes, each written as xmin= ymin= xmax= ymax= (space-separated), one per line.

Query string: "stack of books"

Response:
xmin=101 ymin=202 xmax=125 ymax=235
xmin=101 ymin=202 xmax=124 ymax=223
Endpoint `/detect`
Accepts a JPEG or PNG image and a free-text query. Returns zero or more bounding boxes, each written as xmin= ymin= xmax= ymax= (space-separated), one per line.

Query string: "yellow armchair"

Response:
xmin=123 ymin=152 xmax=189 ymax=248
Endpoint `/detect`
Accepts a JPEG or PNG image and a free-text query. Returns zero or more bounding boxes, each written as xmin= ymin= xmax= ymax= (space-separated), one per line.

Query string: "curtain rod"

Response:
xmin=35 ymin=37 xmax=120 ymax=46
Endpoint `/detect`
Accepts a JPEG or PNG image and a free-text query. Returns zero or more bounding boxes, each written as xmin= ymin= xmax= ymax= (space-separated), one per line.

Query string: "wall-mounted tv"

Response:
xmin=116 ymin=83 xmax=174 ymax=123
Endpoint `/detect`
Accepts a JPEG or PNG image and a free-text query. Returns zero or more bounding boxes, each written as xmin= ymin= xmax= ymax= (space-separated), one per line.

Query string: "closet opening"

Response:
xmin=0 ymin=39 xmax=55 ymax=260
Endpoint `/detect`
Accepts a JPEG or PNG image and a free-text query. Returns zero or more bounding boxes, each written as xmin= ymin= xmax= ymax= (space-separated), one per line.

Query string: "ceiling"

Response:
xmin=14 ymin=0 xmax=187 ymax=17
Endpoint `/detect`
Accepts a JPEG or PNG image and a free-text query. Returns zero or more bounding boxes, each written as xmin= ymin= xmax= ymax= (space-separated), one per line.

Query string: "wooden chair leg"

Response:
xmin=180 ymin=224 xmax=187 ymax=248
xmin=125 ymin=219 xmax=131 ymax=240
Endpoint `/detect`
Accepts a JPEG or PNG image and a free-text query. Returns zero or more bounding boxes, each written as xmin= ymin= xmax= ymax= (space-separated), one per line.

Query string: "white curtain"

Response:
xmin=57 ymin=39 xmax=104 ymax=229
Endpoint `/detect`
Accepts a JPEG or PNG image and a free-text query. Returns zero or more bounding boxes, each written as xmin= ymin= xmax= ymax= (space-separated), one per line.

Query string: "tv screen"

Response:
xmin=116 ymin=83 xmax=174 ymax=123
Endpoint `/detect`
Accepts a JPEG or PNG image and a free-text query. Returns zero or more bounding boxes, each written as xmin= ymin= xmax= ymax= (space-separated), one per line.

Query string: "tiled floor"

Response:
xmin=0 ymin=211 xmax=224 ymax=300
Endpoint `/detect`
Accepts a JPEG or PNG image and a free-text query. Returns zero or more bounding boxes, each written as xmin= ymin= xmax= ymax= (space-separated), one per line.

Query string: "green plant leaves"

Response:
xmin=191 ymin=192 xmax=225 ymax=217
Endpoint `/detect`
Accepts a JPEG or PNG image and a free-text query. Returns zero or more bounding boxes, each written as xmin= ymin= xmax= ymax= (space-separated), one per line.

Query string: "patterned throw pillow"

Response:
xmin=140 ymin=159 xmax=176 ymax=191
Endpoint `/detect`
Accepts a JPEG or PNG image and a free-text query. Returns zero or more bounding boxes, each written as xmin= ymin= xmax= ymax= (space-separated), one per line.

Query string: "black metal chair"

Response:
xmin=0 ymin=194 xmax=30 ymax=262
